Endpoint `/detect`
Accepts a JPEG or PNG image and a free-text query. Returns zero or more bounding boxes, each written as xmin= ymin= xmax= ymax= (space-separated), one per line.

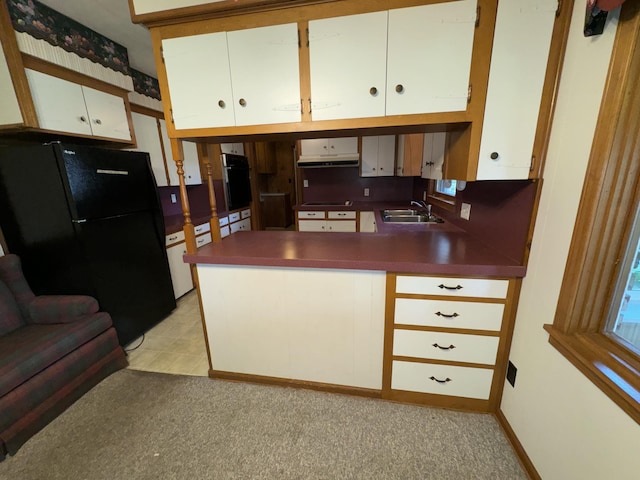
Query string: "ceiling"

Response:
xmin=38 ymin=0 xmax=157 ymax=78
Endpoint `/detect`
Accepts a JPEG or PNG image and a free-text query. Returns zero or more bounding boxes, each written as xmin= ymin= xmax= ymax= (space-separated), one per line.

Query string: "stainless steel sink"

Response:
xmin=380 ymin=210 xmax=444 ymax=224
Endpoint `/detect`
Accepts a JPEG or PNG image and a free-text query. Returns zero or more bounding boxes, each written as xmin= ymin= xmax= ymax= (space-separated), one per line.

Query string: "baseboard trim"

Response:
xmin=495 ymin=409 xmax=541 ymax=480
xmin=209 ymin=369 xmax=382 ymax=399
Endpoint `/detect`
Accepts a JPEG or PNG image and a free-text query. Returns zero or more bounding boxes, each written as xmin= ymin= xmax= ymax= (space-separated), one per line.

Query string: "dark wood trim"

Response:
xmin=391 ymin=356 xmax=494 ymax=369
xmin=382 ymin=273 xmax=397 ymax=394
xmin=209 ymin=369 xmax=382 ymax=399
xmin=546 ymin=0 xmax=640 ymax=423
xmin=495 ymin=409 xmax=542 ymax=480
xmin=384 ymin=388 xmax=490 ymax=412
xmin=130 ymin=103 xmax=164 ymax=119
xmin=393 ymin=324 xmax=501 ymax=336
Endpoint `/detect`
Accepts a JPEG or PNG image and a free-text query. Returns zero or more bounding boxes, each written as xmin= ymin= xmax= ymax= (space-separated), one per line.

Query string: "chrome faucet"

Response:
xmin=411 ymin=200 xmax=432 ymax=216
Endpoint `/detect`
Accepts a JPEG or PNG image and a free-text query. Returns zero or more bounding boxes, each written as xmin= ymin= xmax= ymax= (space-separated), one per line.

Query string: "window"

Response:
xmin=546 ymin=3 xmax=640 ymax=425
xmin=428 ymin=179 xmax=457 ymax=212
xmin=435 ymin=179 xmax=457 ymax=197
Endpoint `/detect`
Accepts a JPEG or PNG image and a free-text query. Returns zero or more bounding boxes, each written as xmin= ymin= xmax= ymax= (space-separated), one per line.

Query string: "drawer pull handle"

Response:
xmin=429 ymin=376 xmax=452 ymax=384
xmin=438 ymin=284 xmax=463 ymax=291
xmin=435 ymin=311 xmax=459 ymax=318
xmin=432 ymin=343 xmax=456 ymax=351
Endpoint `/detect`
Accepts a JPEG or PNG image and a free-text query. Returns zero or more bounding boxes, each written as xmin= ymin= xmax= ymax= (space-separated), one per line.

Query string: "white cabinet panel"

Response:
xmin=309 ymin=11 xmax=388 ymax=121
xmin=0 ymin=40 xmax=22 ymax=125
xmin=387 ymin=0 xmax=476 ymax=115
xmin=227 ymin=23 xmax=301 ymax=126
xmin=230 ymin=217 xmax=251 ymax=233
xmin=196 ymin=232 xmax=212 ymax=248
xmin=421 ymin=132 xmax=447 ymax=179
xmin=300 ymin=137 xmax=358 ymax=157
xmin=327 ymin=211 xmax=356 ymax=219
xmin=298 ymin=220 xmax=326 ymax=232
xmin=476 ymin=0 xmax=557 ymax=180
xmin=166 ymin=241 xmax=193 ymax=298
xmin=392 ymin=360 xmax=493 ymax=399
xmin=393 ymin=329 xmax=500 ymax=365
xmin=163 ymin=32 xmax=235 ymax=129
xmin=394 ymin=298 xmax=504 ymax=331
xmin=26 ymin=69 xmax=92 ymax=136
xmin=326 ymin=220 xmax=356 ymax=232
xmin=359 ymin=211 xmax=377 ymax=233
xmin=81 ymin=85 xmax=131 ymax=140
xmin=220 ymin=143 xmax=244 ymax=155
xmin=131 ymin=112 xmax=167 ymax=186
xmin=182 ymin=141 xmax=202 ymax=185
xmin=396 ymin=275 xmax=509 ymax=299
xmin=361 ymin=135 xmax=395 ymax=177
xmin=194 ymin=222 xmax=211 ymax=235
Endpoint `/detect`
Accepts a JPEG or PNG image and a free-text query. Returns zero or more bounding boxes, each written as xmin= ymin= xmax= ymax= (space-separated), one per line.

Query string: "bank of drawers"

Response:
xmin=387 ymin=274 xmax=510 ymax=403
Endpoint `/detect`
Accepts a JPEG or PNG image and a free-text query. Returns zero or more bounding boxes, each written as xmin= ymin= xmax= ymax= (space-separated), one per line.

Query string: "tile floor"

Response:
xmin=125 ymin=290 xmax=209 ymax=376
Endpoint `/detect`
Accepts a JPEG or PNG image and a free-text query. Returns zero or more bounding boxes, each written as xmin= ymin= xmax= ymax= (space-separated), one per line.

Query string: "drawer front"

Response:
xmin=194 ymin=222 xmax=211 ymax=235
xmin=327 ymin=211 xmax=356 ymax=219
xmin=326 ymin=220 xmax=357 ymax=232
xmin=393 ymin=330 xmax=499 ymax=365
xmin=229 ymin=212 xmax=241 ymax=223
xmin=298 ymin=211 xmax=326 ymax=219
xmin=196 ymin=232 xmax=212 ymax=248
xmin=396 ymin=275 xmax=509 ymax=299
xmin=298 ymin=220 xmax=326 ymax=232
xmin=394 ymin=298 xmax=504 ymax=331
xmin=220 ymin=225 xmax=230 ymax=238
xmin=391 ymin=360 xmax=494 ymax=400
xmin=165 ymin=230 xmax=185 ymax=246
xmin=241 ymin=208 xmax=251 ymax=219
xmin=219 ymin=216 xmax=229 ymax=227
xmin=230 ymin=218 xmax=251 ymax=233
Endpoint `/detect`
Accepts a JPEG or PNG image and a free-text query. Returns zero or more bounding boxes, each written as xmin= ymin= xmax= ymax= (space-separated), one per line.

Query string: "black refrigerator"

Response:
xmin=0 ymin=143 xmax=176 ymax=346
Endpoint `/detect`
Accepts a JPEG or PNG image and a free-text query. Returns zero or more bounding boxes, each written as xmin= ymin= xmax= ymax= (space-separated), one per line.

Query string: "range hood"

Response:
xmin=296 ymin=153 xmax=360 ymax=168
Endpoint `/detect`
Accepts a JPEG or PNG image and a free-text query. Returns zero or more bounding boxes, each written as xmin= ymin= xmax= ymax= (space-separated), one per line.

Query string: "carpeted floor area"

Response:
xmin=0 ymin=370 xmax=527 ymax=480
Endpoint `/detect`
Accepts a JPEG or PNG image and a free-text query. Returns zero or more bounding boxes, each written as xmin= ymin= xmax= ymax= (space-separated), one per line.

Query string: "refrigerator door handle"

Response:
xmin=72 ymin=219 xmax=87 ymax=224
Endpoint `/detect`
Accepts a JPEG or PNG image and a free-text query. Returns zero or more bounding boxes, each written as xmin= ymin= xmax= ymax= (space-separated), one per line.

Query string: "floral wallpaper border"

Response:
xmin=131 ymin=68 xmax=161 ymax=100
xmin=7 ymin=0 xmax=130 ymax=76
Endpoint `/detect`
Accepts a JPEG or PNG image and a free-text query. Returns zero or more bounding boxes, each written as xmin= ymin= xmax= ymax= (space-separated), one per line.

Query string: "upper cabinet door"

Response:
xmin=0 ymin=40 xmax=22 ymax=126
xmin=131 ymin=112 xmax=167 ymax=186
xmin=182 ymin=141 xmax=202 ymax=185
xmin=308 ymin=11 xmax=388 ymax=121
xmin=476 ymin=0 xmax=557 ymax=180
xmin=387 ymin=0 xmax=476 ymax=116
xmin=25 ymin=69 xmax=92 ymax=136
xmin=227 ymin=23 xmax=301 ymax=126
xmin=81 ymin=86 xmax=131 ymax=140
xmin=162 ymin=32 xmax=235 ymax=129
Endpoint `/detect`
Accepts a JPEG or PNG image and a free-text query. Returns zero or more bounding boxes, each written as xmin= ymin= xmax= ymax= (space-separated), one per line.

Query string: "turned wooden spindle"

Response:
xmin=169 ymin=138 xmax=196 ymax=254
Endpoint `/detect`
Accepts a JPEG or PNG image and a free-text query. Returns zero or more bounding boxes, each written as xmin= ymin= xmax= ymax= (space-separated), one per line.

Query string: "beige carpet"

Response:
xmin=0 ymin=370 xmax=527 ymax=480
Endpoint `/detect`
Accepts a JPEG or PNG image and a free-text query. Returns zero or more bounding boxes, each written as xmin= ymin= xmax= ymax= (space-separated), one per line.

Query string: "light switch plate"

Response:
xmin=170 ymin=193 xmax=177 ymax=204
xmin=460 ymin=202 xmax=471 ymax=220
xmin=303 ymin=180 xmax=309 ymax=188
xmin=364 ymin=188 xmax=370 ymax=197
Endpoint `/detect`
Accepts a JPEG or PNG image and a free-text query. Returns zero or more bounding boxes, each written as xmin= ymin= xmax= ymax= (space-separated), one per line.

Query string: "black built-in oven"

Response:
xmin=222 ymin=153 xmax=252 ymax=211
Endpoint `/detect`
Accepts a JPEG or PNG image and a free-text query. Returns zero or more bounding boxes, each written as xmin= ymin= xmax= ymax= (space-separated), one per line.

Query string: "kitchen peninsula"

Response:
xmin=185 ymin=208 xmax=525 ymax=412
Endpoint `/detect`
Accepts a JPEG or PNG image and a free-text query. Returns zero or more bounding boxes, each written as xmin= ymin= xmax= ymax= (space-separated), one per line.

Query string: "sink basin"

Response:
xmin=380 ymin=210 xmax=444 ymax=224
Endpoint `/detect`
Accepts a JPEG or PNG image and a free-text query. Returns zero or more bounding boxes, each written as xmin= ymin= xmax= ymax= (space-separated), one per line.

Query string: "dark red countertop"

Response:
xmin=183 ymin=229 xmax=526 ymax=277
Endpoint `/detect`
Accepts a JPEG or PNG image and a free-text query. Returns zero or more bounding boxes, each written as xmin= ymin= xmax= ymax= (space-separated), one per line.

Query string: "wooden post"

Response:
xmin=198 ymin=144 xmax=222 ymax=242
xmin=169 ymin=138 xmax=197 ymax=254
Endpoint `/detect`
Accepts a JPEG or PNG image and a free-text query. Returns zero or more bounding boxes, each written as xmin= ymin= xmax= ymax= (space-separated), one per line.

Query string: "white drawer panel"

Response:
xmin=396 ymin=275 xmax=509 ymax=299
xmin=327 ymin=211 xmax=356 ymax=219
xmin=241 ymin=208 xmax=251 ymax=219
xmin=394 ymin=298 xmax=504 ymax=331
xmin=392 ymin=360 xmax=494 ymax=399
xmin=165 ymin=230 xmax=185 ymax=246
xmin=196 ymin=232 xmax=212 ymax=248
xmin=219 ymin=216 xmax=229 ymax=227
xmin=393 ymin=330 xmax=499 ymax=365
xmin=326 ymin=220 xmax=357 ymax=232
xmin=298 ymin=220 xmax=326 ymax=232
xmin=220 ymin=225 xmax=230 ymax=238
xmin=194 ymin=222 xmax=211 ymax=235
xmin=229 ymin=212 xmax=241 ymax=222
xmin=298 ymin=210 xmax=326 ymax=219
xmin=230 ymin=218 xmax=251 ymax=233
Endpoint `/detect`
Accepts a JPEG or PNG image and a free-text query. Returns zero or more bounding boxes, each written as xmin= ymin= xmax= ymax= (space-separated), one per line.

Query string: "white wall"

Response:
xmin=501 ymin=4 xmax=640 ymax=480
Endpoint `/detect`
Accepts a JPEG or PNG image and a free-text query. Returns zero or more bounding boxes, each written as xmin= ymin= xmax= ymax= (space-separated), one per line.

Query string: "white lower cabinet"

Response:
xmin=297 ymin=210 xmax=357 ymax=232
xmin=165 ymin=234 xmax=194 ymax=299
xmin=228 ymin=208 xmax=251 ymax=234
xmin=384 ymin=273 xmax=514 ymax=410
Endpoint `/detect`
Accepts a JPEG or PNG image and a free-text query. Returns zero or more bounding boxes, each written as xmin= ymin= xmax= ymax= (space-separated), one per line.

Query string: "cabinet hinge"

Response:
xmin=170 ymin=108 xmax=174 ymax=124
xmin=297 ymin=29 xmax=301 ymax=48
xmin=530 ymin=154 xmax=536 ymax=171
xmin=475 ymin=5 xmax=481 ymax=27
xmin=160 ymin=46 xmax=164 ymax=64
xmin=556 ymin=0 xmax=563 ymax=18
xmin=467 ymin=84 xmax=472 ymax=104
xmin=306 ymin=27 xmax=310 ymax=47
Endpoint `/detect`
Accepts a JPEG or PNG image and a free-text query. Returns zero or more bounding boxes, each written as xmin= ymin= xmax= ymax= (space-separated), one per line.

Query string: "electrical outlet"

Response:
xmin=364 ymin=188 xmax=370 ymax=197
xmin=303 ymin=179 xmax=309 ymax=188
xmin=423 ymin=190 xmax=427 ymax=201
xmin=507 ymin=361 xmax=517 ymax=387
xmin=460 ymin=202 xmax=471 ymax=220
xmin=170 ymin=193 xmax=177 ymax=204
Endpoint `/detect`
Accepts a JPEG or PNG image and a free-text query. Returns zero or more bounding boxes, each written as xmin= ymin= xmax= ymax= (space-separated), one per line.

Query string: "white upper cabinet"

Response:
xmin=361 ymin=135 xmax=395 ymax=177
xmin=25 ymin=69 xmax=130 ymax=141
xmin=300 ymin=137 xmax=358 ymax=157
xmin=476 ymin=0 xmax=557 ymax=180
xmin=421 ymin=132 xmax=447 ymax=180
xmin=309 ymin=11 xmax=388 ymax=121
xmin=227 ymin=23 xmax=301 ymax=126
xmin=162 ymin=32 xmax=235 ymax=130
xmin=386 ymin=1 xmax=476 ymax=116
xmin=220 ymin=143 xmax=244 ymax=155
xmin=131 ymin=112 xmax=168 ymax=186
xmin=163 ymin=23 xmax=300 ymax=130
xmin=307 ymin=0 xmax=476 ymax=121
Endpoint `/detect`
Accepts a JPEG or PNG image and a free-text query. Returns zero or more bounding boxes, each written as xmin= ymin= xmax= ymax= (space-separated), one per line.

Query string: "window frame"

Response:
xmin=545 ymin=1 xmax=640 ymax=425
xmin=427 ymin=180 xmax=457 ymax=212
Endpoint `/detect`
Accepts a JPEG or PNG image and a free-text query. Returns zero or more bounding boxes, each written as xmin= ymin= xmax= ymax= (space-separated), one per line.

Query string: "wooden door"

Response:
xmin=308 ymin=11 xmax=388 ymax=121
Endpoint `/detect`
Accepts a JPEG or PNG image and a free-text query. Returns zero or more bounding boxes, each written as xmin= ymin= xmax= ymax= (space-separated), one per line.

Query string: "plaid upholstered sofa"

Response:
xmin=0 ymin=254 xmax=127 ymax=460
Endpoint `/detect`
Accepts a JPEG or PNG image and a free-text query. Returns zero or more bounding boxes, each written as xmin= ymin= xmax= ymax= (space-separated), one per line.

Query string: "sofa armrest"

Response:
xmin=27 ymin=295 xmax=100 ymax=324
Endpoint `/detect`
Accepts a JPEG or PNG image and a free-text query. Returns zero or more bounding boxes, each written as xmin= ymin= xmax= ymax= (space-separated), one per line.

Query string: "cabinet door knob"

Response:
xmin=369 ymin=87 xmax=378 ymax=96
xmin=218 ymin=100 xmax=226 ymax=108
xmin=80 ymin=116 xmax=87 ymax=123
xmin=395 ymin=84 xmax=404 ymax=93
xmin=239 ymin=98 xmax=247 ymax=107
xmin=490 ymin=152 xmax=499 ymax=160
xmin=93 ymin=119 xmax=102 ymax=125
